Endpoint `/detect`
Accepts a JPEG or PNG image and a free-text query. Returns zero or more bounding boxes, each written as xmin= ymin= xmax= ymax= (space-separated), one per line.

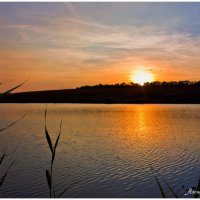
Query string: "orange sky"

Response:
xmin=1 ymin=3 xmax=200 ymax=92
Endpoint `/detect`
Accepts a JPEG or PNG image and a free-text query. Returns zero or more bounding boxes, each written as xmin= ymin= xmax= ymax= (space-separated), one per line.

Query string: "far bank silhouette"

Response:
xmin=1 ymin=80 xmax=200 ymax=104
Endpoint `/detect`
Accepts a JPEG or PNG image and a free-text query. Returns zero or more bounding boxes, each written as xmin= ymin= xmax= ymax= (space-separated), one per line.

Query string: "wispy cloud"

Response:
xmin=1 ymin=2 xmax=200 ymax=91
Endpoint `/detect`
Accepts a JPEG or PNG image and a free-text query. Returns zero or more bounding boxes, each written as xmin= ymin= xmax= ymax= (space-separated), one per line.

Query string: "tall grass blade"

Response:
xmin=45 ymin=126 xmax=53 ymax=154
xmin=0 ymin=113 xmax=26 ymax=132
xmin=194 ymin=177 xmax=200 ymax=198
xmin=57 ymin=181 xmax=80 ymax=198
xmin=0 ymin=161 xmax=14 ymax=188
xmin=0 ymin=153 xmax=5 ymax=165
xmin=154 ymin=174 xmax=166 ymax=198
xmin=51 ymin=151 xmax=55 ymax=166
xmin=161 ymin=175 xmax=178 ymax=198
xmin=150 ymin=166 xmax=166 ymax=198
xmin=0 ymin=153 xmax=5 ymax=166
xmin=45 ymin=107 xmax=53 ymax=153
xmin=51 ymin=120 xmax=62 ymax=165
xmin=2 ymin=80 xmax=28 ymax=95
xmin=152 ymin=166 xmax=178 ymax=198
xmin=44 ymin=107 xmax=75 ymax=198
xmin=46 ymin=170 xmax=52 ymax=189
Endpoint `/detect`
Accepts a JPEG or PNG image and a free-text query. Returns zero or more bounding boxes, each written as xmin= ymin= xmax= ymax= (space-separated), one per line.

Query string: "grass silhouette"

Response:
xmin=150 ymin=165 xmax=178 ymax=198
xmin=0 ymin=81 xmax=26 ymax=190
xmin=44 ymin=106 xmax=80 ymax=198
xmin=45 ymin=106 xmax=62 ymax=198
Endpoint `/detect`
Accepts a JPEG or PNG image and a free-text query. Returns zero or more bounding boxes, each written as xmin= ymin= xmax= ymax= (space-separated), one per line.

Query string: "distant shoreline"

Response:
xmin=1 ymin=86 xmax=200 ymax=104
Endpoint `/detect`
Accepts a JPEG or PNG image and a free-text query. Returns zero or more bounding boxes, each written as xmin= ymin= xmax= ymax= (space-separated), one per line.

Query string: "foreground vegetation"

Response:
xmin=0 ymin=81 xmax=27 ymax=190
xmin=0 ymin=81 xmax=78 ymax=197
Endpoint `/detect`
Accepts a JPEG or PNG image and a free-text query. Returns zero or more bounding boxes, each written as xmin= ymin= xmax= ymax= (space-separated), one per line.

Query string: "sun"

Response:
xmin=131 ymin=70 xmax=154 ymax=85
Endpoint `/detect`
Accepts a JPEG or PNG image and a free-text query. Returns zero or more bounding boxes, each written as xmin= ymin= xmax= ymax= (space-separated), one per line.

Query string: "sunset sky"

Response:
xmin=1 ymin=2 xmax=200 ymax=92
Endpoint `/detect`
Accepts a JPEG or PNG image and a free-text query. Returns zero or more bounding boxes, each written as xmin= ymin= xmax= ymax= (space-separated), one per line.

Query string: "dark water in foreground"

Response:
xmin=0 ymin=104 xmax=200 ymax=198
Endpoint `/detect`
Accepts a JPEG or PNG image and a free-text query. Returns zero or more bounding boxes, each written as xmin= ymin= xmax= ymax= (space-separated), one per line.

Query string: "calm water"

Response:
xmin=0 ymin=104 xmax=200 ymax=198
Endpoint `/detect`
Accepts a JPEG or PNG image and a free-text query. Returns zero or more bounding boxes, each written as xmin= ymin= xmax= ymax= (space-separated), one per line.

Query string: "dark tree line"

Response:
xmin=77 ymin=82 xmax=139 ymax=89
xmin=77 ymin=80 xmax=200 ymax=89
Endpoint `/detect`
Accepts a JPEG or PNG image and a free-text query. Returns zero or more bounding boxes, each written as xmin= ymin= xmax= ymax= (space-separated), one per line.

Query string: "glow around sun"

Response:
xmin=131 ymin=70 xmax=154 ymax=85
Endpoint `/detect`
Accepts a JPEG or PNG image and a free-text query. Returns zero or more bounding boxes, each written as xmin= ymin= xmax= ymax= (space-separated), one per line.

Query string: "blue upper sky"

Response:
xmin=1 ymin=3 xmax=200 ymax=34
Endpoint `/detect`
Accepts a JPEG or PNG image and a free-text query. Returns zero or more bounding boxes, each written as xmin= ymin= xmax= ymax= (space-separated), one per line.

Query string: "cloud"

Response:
xmin=1 ymin=2 xmax=200 ymax=91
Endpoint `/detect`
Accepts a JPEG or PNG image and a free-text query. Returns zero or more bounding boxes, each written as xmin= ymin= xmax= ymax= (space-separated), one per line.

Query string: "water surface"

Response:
xmin=0 ymin=104 xmax=200 ymax=198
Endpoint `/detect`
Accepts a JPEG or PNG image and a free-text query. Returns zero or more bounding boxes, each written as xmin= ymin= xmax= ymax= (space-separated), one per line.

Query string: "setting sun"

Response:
xmin=132 ymin=70 xmax=154 ymax=85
